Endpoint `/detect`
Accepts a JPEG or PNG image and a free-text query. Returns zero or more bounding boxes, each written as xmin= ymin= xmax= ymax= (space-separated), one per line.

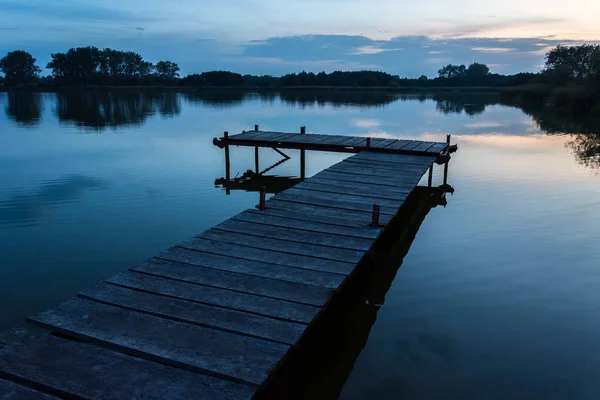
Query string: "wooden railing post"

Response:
xmin=301 ymin=126 xmax=306 ymax=135
xmin=255 ymin=124 xmax=259 ymax=132
xmin=366 ymin=137 xmax=371 ymax=149
xmin=371 ymin=204 xmax=380 ymax=227
xmin=259 ymin=186 xmax=266 ymax=210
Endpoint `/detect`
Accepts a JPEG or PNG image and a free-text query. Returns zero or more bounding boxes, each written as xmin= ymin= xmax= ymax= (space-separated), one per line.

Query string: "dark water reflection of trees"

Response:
xmin=3 ymin=89 xmax=598 ymax=169
xmin=5 ymin=92 xmax=42 ymax=126
xmin=54 ymin=91 xmax=181 ymax=130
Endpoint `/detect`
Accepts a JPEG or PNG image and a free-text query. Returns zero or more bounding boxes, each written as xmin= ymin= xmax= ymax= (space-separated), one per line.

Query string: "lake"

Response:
xmin=1 ymin=90 xmax=599 ymax=399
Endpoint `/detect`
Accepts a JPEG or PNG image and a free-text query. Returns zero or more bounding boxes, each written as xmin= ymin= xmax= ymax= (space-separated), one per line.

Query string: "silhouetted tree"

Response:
xmin=438 ymin=64 xmax=467 ymax=79
xmin=0 ymin=50 xmax=41 ymax=85
xmin=155 ymin=61 xmax=180 ymax=82
xmin=544 ymin=45 xmax=600 ymax=84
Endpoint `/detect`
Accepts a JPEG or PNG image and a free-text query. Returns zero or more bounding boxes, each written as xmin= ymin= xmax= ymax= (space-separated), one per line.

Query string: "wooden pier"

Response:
xmin=0 ymin=129 xmax=456 ymax=399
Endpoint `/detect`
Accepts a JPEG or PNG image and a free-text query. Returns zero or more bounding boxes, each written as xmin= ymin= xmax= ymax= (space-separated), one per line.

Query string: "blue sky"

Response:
xmin=0 ymin=0 xmax=598 ymax=77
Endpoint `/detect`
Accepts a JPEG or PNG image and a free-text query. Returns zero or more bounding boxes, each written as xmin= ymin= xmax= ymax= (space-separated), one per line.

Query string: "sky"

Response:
xmin=0 ymin=0 xmax=599 ymax=77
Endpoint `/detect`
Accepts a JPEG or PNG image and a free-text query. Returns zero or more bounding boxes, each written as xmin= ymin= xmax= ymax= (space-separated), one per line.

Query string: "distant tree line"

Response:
xmin=1 ymin=45 xmax=600 ymax=90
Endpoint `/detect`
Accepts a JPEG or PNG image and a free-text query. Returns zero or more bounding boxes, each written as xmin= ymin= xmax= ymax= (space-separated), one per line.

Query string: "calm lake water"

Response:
xmin=1 ymin=90 xmax=599 ymax=399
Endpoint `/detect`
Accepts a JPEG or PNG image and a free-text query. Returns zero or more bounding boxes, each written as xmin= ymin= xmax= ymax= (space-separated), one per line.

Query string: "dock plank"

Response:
xmin=80 ymin=282 xmax=306 ymax=345
xmin=307 ymin=175 xmax=416 ymax=193
xmin=236 ymin=208 xmax=384 ymax=237
xmin=215 ymin=217 xmax=374 ymax=251
xmin=426 ymin=142 xmax=448 ymax=154
xmin=198 ymin=229 xmax=365 ymax=264
xmin=327 ymin=163 xmax=426 ymax=180
xmin=178 ymin=238 xmax=356 ymax=275
xmin=313 ymin=170 xmax=422 ymax=187
xmin=154 ymin=247 xmax=343 ymax=292
xmin=267 ymin=193 xmax=399 ymax=217
xmin=0 ymin=328 xmax=254 ymax=400
xmin=370 ymin=138 xmax=399 ymax=149
xmin=336 ymin=137 xmax=367 ymax=147
xmin=352 ymin=151 xmax=436 ymax=164
xmin=111 ymin=270 xmax=323 ymax=322
xmin=0 ymin=379 xmax=57 ymax=399
xmin=29 ymin=298 xmax=289 ymax=386
xmin=411 ymin=141 xmax=438 ymax=152
xmin=383 ymin=139 xmax=412 ymax=150
xmin=132 ymin=256 xmax=338 ymax=300
xmin=275 ymin=187 xmax=404 ymax=210
xmin=295 ymin=181 xmax=410 ymax=201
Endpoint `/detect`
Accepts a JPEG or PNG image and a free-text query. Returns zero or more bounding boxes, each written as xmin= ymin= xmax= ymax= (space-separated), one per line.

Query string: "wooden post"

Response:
xmin=371 ymin=204 xmax=380 ymax=227
xmin=444 ymin=135 xmax=450 ymax=185
xmin=300 ymin=126 xmax=306 ymax=179
xmin=366 ymin=137 xmax=371 ymax=149
xmin=259 ymin=186 xmax=266 ymax=210
xmin=255 ymin=124 xmax=259 ymax=132
xmin=224 ymin=131 xmax=231 ymax=194
xmin=443 ymin=160 xmax=449 ymax=185
xmin=255 ymin=146 xmax=259 ymax=173
xmin=428 ymin=165 xmax=433 ymax=187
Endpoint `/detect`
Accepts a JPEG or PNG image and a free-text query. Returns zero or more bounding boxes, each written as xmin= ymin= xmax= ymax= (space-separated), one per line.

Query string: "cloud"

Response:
xmin=471 ymin=47 xmax=517 ymax=53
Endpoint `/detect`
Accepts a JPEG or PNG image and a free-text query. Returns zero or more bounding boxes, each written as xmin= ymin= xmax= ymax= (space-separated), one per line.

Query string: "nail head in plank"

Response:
xmin=0 ymin=328 xmax=254 ymax=400
xmin=111 ymin=270 xmax=322 ymax=322
xmin=80 ymin=282 xmax=306 ymax=345
xmin=29 ymin=298 xmax=289 ymax=386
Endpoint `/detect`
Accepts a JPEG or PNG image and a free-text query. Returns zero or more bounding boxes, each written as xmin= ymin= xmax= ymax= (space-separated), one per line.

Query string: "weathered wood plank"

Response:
xmin=411 ymin=141 xmax=438 ymax=153
xmin=336 ymin=136 xmax=367 ymax=147
xmin=0 ymin=328 xmax=255 ymax=400
xmin=236 ymin=209 xmax=384 ymax=237
xmin=108 ymin=271 xmax=321 ymax=323
xmin=215 ymin=217 xmax=374 ymax=251
xmin=294 ymin=181 xmax=410 ymax=201
xmin=274 ymin=187 xmax=404 ymax=210
xmin=327 ymin=163 xmax=426 ymax=180
xmin=154 ymin=247 xmax=344 ymax=292
xmin=339 ymin=160 xmax=430 ymax=176
xmin=351 ymin=151 xmax=436 ymax=165
xmin=0 ymin=379 xmax=57 ymax=399
xmin=273 ymin=134 xmax=329 ymax=144
xmin=370 ymin=138 xmax=399 ymax=149
xmin=198 ymin=229 xmax=365 ymax=264
xmin=307 ymin=175 xmax=417 ymax=193
xmin=29 ymin=298 xmax=289 ymax=386
xmin=383 ymin=139 xmax=413 ymax=150
xmin=228 ymin=131 xmax=274 ymax=141
xmin=401 ymin=140 xmax=424 ymax=151
xmin=426 ymin=142 xmax=448 ymax=154
xmin=313 ymin=170 xmax=422 ymax=187
xmin=344 ymin=154 xmax=434 ymax=168
xmin=81 ymin=282 xmax=306 ymax=345
xmin=178 ymin=238 xmax=356 ymax=275
xmin=268 ymin=192 xmax=399 ymax=216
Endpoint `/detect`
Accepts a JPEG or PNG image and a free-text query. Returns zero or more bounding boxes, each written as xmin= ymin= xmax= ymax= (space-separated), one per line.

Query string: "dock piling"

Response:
xmin=300 ymin=126 xmax=306 ymax=179
xmin=255 ymin=125 xmax=259 ymax=132
xmin=366 ymin=137 xmax=371 ymax=149
xmin=371 ymin=204 xmax=380 ymax=227
xmin=259 ymin=186 xmax=266 ymax=210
